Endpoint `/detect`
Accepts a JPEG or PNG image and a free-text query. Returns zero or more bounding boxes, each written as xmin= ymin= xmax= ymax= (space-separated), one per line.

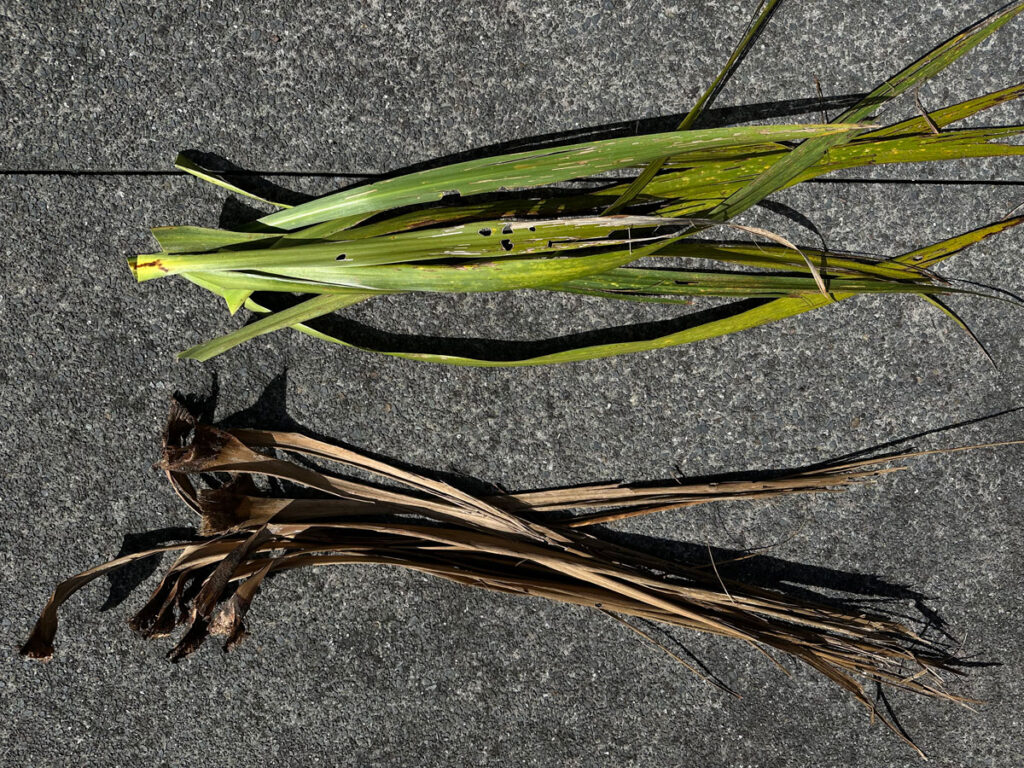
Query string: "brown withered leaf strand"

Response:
xmin=23 ymin=400 xmax=1018 ymax=757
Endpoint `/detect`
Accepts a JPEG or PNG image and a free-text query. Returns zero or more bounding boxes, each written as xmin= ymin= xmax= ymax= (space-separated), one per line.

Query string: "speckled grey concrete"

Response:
xmin=2 ymin=1 xmax=1023 ymax=766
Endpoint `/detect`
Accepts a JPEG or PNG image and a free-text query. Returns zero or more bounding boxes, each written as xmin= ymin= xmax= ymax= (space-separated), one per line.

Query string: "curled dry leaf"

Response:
xmin=22 ymin=400 xmax=1023 ymax=757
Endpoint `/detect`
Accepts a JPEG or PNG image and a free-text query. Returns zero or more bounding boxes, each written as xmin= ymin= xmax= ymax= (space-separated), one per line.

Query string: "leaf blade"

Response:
xmin=602 ymin=0 xmax=785 ymax=214
xmin=256 ymin=124 xmax=866 ymax=230
xmin=702 ymin=1 xmax=1024 ymax=221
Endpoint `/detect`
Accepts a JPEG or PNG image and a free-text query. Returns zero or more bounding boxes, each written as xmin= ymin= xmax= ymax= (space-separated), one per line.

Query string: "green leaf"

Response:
xmin=256 ymin=124 xmax=865 ymax=230
xmin=151 ymin=226 xmax=281 ymax=254
xmin=557 ymin=267 xmax=957 ymax=300
xmin=134 ymin=216 xmax=691 ymax=284
xmin=179 ymin=269 xmax=386 ymax=296
xmin=862 ymin=81 xmax=1024 ymax=138
xmin=180 ymin=272 xmax=253 ymax=315
xmin=602 ymin=0 xmax=785 ymax=214
xmin=144 ymin=5 xmax=1024 ymax=367
xmin=132 ymin=240 xmax=351 ymax=282
xmin=653 ymin=240 xmax=929 ymax=280
xmin=324 ymin=195 xmax=615 ymax=240
xmin=702 ymin=1 xmax=1024 ymax=221
xmin=245 ymin=217 xmax=1021 ymax=366
xmin=178 ymin=293 xmax=374 ymax=361
xmin=247 ymin=293 xmax=838 ymax=367
xmin=174 ymin=154 xmax=294 ymax=209
xmin=269 ymin=245 xmax=663 ymax=293
xmin=279 ymin=213 xmax=376 ymax=242
xmin=891 ymin=215 xmax=1024 ymax=269
xmin=649 ymin=127 xmax=1024 ymax=214
xmin=833 ymin=3 xmax=1024 ymax=127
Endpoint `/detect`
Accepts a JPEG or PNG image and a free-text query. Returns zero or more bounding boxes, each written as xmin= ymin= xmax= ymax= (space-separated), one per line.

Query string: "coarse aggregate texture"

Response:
xmin=2 ymin=1 xmax=1023 ymax=766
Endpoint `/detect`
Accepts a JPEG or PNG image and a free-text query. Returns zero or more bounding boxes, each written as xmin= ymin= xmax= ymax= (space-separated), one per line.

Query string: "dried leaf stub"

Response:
xmin=21 ymin=399 xmax=1021 ymax=757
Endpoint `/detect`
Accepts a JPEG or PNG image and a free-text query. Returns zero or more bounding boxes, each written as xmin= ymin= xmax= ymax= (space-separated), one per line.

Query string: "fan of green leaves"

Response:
xmin=132 ymin=1 xmax=1024 ymax=366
